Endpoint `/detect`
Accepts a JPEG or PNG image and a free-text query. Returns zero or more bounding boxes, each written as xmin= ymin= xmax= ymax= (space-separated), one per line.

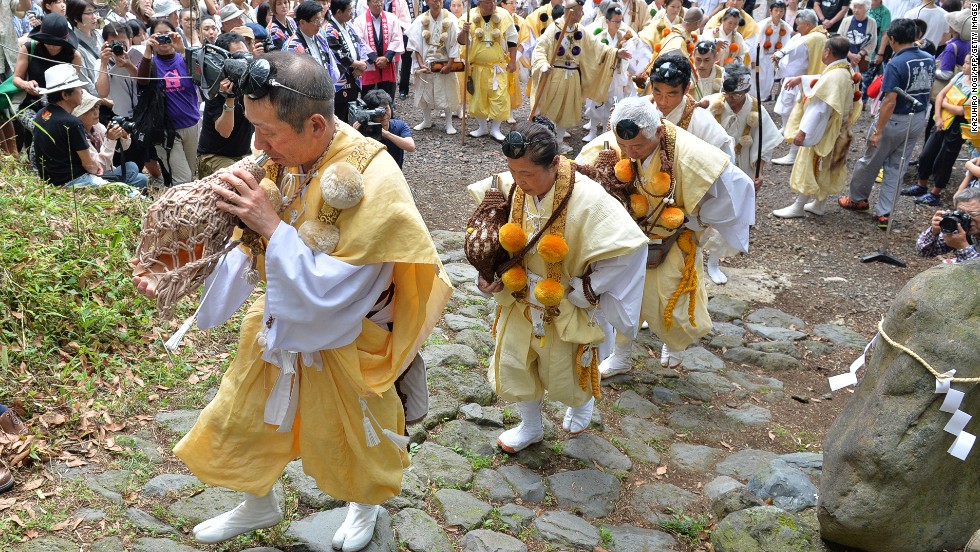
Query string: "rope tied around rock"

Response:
xmin=876 ymin=320 xmax=980 ymax=384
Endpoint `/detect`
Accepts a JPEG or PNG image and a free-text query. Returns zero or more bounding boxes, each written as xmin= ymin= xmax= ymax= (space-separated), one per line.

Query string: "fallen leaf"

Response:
xmin=0 ymin=498 xmax=16 ymax=511
xmin=21 ymin=479 xmax=43 ymax=492
xmin=656 ymin=465 xmax=667 ymax=476
xmin=8 ymin=514 xmax=25 ymax=527
xmin=720 ymin=441 xmax=734 ymax=451
xmin=188 ymin=374 xmax=200 ymax=385
xmin=768 ymin=431 xmax=776 ymax=441
xmin=39 ymin=412 xmax=67 ymax=427
xmin=50 ymin=518 xmax=75 ymax=531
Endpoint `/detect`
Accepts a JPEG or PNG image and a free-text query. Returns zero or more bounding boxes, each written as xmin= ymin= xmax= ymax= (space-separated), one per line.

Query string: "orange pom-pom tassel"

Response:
xmin=775 ymin=41 xmax=783 ymax=48
xmin=538 ymin=234 xmax=569 ymax=263
xmin=851 ymin=72 xmax=861 ymax=84
xmin=614 ymin=158 xmax=634 ymax=182
xmin=654 ymin=43 xmax=662 ymax=53
xmin=662 ymin=27 xmax=671 ymax=37
xmin=853 ymin=90 xmax=862 ymax=102
xmin=688 ymin=42 xmax=695 ymax=53
xmin=765 ymin=27 xmax=773 ymax=36
xmin=651 ymin=171 xmax=671 ymax=195
xmin=779 ymin=28 xmax=787 ymax=36
xmin=660 ymin=206 xmax=685 ymax=229
xmin=534 ymin=278 xmax=565 ymax=307
xmin=724 ymin=57 xmax=733 ymax=64
xmin=691 ymin=32 xmax=698 ymax=41
xmin=499 ymin=222 xmax=528 ymax=253
xmin=630 ymin=193 xmax=649 ymax=218
xmin=763 ymin=41 xmax=772 ymax=49
xmin=501 ymin=265 xmax=528 ymax=291
xmin=809 ymin=78 xmax=819 ymax=88
xmin=729 ymin=43 xmax=738 ymax=53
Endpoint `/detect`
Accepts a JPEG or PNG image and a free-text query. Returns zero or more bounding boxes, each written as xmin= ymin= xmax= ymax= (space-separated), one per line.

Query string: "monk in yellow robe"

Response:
xmin=500 ymin=0 xmax=532 ymax=122
xmin=469 ymin=117 xmax=648 ymax=453
xmin=530 ymin=0 xmax=631 ymax=151
xmin=576 ymin=97 xmax=754 ymax=373
xmin=459 ymin=0 xmax=518 ymax=141
xmin=135 ymin=53 xmax=452 ymax=552
xmin=703 ymin=0 xmax=758 ymax=40
xmin=773 ymin=36 xmax=861 ymax=218
xmin=526 ymin=0 xmax=562 ymax=37
xmin=771 ymin=10 xmax=828 ymax=164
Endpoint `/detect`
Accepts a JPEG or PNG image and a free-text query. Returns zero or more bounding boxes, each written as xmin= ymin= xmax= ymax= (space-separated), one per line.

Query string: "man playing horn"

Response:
xmin=577 ymin=97 xmax=754 ymax=374
xmin=133 ymin=52 xmax=451 ymax=552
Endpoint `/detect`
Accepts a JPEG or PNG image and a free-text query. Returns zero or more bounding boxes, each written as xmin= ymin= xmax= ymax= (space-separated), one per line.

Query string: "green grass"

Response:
xmin=598 ymin=525 xmax=615 ymax=548
xmin=658 ymin=512 xmax=713 ymax=545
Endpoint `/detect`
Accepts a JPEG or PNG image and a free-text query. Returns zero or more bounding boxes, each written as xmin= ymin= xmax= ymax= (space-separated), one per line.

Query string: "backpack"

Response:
xmin=130 ymin=59 xmax=175 ymax=150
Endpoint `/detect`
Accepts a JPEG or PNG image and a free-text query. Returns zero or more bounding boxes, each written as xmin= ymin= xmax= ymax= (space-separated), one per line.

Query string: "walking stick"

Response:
xmin=528 ymin=17 xmax=571 ymax=120
xmin=862 ymin=88 xmax=921 ymax=268
xmin=462 ymin=3 xmax=472 ymax=144
xmin=754 ymin=44 xmax=763 ymax=181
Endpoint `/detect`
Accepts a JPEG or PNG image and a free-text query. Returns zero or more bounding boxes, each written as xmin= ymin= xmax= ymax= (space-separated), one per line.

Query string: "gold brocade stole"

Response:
xmin=508 ymin=158 xmax=572 ymax=323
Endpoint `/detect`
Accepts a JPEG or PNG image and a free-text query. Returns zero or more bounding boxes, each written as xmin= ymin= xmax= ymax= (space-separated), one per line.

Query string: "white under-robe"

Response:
xmin=774 ymin=33 xmax=812 ymax=120
xmin=662 ymin=97 xmax=737 ymax=163
xmin=797 ymin=94 xmax=832 ymax=148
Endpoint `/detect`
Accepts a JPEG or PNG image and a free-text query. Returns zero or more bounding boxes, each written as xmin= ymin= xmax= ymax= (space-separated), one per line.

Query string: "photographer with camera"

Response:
xmin=916 ymin=187 xmax=980 ymax=263
xmin=196 ymin=31 xmax=256 ymax=177
xmin=75 ymin=91 xmax=149 ymax=189
xmin=352 ymin=88 xmax=414 ymax=167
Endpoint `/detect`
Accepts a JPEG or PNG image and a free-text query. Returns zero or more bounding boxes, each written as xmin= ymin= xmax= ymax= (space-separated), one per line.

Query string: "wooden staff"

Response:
xmin=462 ymin=3 xmax=472 ymax=144
xmin=754 ymin=43 xmax=763 ymax=181
xmin=528 ymin=17 xmax=571 ymax=120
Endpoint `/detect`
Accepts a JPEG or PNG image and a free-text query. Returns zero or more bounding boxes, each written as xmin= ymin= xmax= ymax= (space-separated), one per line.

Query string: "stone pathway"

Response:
xmin=17 ymin=230 xmax=866 ymax=551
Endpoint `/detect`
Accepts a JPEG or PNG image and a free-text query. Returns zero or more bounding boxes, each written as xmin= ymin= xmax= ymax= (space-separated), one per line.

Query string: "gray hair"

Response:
xmin=611 ymin=97 xmax=663 ymax=141
xmin=797 ymin=8 xmax=818 ymax=25
xmin=849 ymin=0 xmax=870 ymax=8
xmin=954 ymin=187 xmax=980 ymax=206
xmin=597 ymin=0 xmax=621 ymax=18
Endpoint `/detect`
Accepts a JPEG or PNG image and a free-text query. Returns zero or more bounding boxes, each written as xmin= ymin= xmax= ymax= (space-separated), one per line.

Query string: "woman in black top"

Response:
xmin=12 ymin=14 xmax=83 ymax=112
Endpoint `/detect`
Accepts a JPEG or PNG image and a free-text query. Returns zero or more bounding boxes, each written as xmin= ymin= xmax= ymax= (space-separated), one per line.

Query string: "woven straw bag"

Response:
xmin=464 ymin=175 xmax=514 ymax=284
xmin=575 ymin=145 xmax=630 ymax=209
xmin=133 ymin=157 xmax=267 ymax=320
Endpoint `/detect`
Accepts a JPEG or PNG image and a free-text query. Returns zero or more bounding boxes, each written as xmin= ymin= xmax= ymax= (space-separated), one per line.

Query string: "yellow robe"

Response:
xmin=578 ymin=125 xmax=729 ymax=350
xmin=624 ymin=0 xmax=654 ymax=33
xmin=468 ymin=161 xmax=647 ymax=405
xmin=785 ymin=60 xmax=862 ymax=200
xmin=530 ymin=18 xmax=620 ymax=129
xmin=508 ymin=13 xmax=531 ymax=110
xmin=463 ymin=6 xmax=514 ymax=121
xmin=526 ymin=3 xmax=555 ymax=37
xmin=174 ymin=123 xmax=453 ymax=504
xmin=704 ymin=8 xmax=758 ymax=40
xmin=801 ymin=26 xmax=829 ymax=75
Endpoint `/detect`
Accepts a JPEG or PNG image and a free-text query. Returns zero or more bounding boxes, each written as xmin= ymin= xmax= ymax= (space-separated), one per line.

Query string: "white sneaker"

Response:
xmin=562 ymin=397 xmax=594 ymax=435
xmin=193 ymin=492 xmax=282 ymax=544
xmin=661 ymin=344 xmax=682 ymax=368
xmin=497 ymin=400 xmax=544 ymax=453
xmin=333 ymin=503 xmax=381 ymax=552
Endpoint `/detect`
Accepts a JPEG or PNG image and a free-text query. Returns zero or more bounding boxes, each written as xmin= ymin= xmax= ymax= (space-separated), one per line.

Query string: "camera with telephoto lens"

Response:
xmin=940 ymin=210 xmax=973 ymax=235
xmin=187 ymin=44 xmax=253 ymax=100
xmin=110 ymin=116 xmax=137 ymax=134
xmin=110 ymin=40 xmax=126 ymax=56
xmin=348 ymin=100 xmax=386 ymax=139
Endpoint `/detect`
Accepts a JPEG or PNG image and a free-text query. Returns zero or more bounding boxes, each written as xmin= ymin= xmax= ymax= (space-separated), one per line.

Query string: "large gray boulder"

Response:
xmin=819 ymin=263 xmax=980 ymax=552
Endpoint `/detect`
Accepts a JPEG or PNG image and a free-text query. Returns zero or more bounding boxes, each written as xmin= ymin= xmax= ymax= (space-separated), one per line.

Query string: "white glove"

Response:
xmin=567 ymin=276 xmax=593 ymax=309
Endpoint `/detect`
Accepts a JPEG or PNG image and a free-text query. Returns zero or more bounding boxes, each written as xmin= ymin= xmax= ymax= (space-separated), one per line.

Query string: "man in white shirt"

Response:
xmin=903 ymin=0 xmax=946 ymax=47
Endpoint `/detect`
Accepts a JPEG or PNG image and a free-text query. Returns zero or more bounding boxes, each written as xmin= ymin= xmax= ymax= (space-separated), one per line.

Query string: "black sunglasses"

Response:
xmin=238 ymin=58 xmax=331 ymax=100
xmin=614 ymin=119 xmax=644 ymax=140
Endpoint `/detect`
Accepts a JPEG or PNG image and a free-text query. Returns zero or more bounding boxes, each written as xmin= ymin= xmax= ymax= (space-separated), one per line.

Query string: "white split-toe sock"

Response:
xmin=192 ymin=491 xmax=282 ymax=544
xmin=332 ymin=503 xmax=381 ymax=552
xmin=469 ymin=119 xmax=489 ymax=137
xmin=706 ymin=254 xmax=728 ymax=285
xmin=490 ymin=120 xmax=506 ymax=141
xmin=497 ymin=399 xmax=544 ymax=453
xmin=413 ymin=109 xmax=433 ymax=130
xmin=661 ymin=344 xmax=683 ymax=368
xmin=598 ymin=338 xmax=633 ymax=378
xmin=445 ymin=115 xmax=457 ymax=135
xmin=563 ymin=397 xmax=595 ymax=435
xmin=772 ymin=144 xmax=798 ymax=165
xmin=773 ymin=194 xmax=808 ymax=219
xmin=804 ymin=197 xmax=827 ymax=215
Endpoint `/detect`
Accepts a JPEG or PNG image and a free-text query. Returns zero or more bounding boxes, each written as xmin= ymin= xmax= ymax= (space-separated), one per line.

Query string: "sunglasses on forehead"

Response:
xmin=237 ymin=58 xmax=332 ymax=100
xmin=614 ymin=119 xmax=645 ymax=140
xmin=502 ymin=131 xmax=551 ymax=159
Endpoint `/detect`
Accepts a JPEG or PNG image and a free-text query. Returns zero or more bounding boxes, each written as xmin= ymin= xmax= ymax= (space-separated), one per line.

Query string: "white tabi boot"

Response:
xmin=555 ymin=125 xmax=572 ymax=153
xmin=706 ymin=253 xmax=728 ymax=285
xmin=582 ymin=117 xmax=599 ymax=142
xmin=497 ymin=399 xmax=544 ymax=453
xmin=413 ymin=108 xmax=433 ymax=130
xmin=469 ymin=118 xmax=489 ymax=137
xmin=508 ymin=111 xmax=518 ymax=124
xmin=804 ymin=197 xmax=827 ymax=215
xmin=772 ymin=194 xmax=808 ymax=219
xmin=193 ymin=491 xmax=282 ymax=544
xmin=489 ymin=119 xmax=506 ymax=141
xmin=331 ymin=502 xmax=381 ymax=552
xmin=445 ymin=112 xmax=457 ymax=135
xmin=598 ymin=338 xmax=634 ymax=378
xmin=661 ymin=344 xmax=683 ymax=368
xmin=772 ymin=144 xmax=798 ymax=165
xmin=562 ymin=397 xmax=595 ymax=435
